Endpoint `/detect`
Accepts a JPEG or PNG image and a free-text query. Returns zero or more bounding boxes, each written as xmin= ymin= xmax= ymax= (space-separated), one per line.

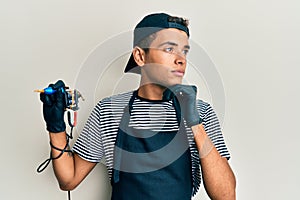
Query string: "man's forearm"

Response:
xmin=191 ymin=124 xmax=236 ymax=200
xmin=49 ymin=132 xmax=76 ymax=190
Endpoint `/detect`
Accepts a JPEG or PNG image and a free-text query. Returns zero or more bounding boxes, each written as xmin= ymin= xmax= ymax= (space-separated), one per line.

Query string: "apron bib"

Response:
xmin=111 ymin=91 xmax=192 ymax=200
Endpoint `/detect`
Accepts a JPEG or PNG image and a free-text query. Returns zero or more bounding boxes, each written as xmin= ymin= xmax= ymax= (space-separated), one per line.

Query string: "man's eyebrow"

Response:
xmin=158 ymin=41 xmax=190 ymax=49
xmin=184 ymin=45 xmax=191 ymax=49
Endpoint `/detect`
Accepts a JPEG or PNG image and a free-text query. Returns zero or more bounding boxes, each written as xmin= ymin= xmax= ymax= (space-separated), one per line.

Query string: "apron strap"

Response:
xmin=113 ymin=90 xmax=136 ymax=183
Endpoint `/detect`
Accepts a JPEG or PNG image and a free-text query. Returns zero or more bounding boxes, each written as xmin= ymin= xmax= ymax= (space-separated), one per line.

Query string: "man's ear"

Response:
xmin=132 ymin=47 xmax=146 ymax=66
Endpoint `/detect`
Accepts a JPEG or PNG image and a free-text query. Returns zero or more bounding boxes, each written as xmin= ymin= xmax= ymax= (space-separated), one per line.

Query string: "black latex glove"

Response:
xmin=163 ymin=84 xmax=202 ymax=127
xmin=40 ymin=80 xmax=66 ymax=133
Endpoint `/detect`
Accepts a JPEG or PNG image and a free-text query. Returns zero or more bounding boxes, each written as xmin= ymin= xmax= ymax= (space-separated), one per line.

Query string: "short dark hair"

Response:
xmin=136 ymin=32 xmax=157 ymax=53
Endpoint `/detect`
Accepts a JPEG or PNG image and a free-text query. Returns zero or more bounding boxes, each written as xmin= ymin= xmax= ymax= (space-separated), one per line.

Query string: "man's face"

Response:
xmin=141 ymin=28 xmax=190 ymax=87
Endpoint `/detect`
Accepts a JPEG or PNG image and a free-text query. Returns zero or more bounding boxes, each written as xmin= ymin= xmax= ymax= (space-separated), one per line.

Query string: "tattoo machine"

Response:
xmin=34 ymin=84 xmax=85 ymax=129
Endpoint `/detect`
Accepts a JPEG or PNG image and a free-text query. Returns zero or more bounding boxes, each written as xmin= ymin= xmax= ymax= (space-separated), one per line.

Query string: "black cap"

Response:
xmin=124 ymin=13 xmax=190 ymax=73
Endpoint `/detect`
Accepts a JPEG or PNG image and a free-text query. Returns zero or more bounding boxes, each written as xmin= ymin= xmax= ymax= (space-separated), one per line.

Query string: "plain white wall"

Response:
xmin=1 ymin=0 xmax=299 ymax=199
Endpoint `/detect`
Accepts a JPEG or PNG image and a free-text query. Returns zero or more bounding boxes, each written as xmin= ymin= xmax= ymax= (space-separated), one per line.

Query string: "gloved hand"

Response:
xmin=40 ymin=80 xmax=66 ymax=133
xmin=163 ymin=84 xmax=202 ymax=127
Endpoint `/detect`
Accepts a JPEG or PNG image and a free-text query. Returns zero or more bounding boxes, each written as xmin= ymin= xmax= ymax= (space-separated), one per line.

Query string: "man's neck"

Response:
xmin=137 ymin=84 xmax=166 ymax=100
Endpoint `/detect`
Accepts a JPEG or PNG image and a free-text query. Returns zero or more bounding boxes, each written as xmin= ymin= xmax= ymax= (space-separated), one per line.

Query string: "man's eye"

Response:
xmin=165 ymin=47 xmax=174 ymax=53
xmin=183 ymin=49 xmax=189 ymax=55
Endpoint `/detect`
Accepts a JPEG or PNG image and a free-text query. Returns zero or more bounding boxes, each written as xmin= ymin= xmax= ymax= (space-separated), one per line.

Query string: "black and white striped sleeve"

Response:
xmin=200 ymin=102 xmax=231 ymax=160
xmin=72 ymin=103 xmax=104 ymax=163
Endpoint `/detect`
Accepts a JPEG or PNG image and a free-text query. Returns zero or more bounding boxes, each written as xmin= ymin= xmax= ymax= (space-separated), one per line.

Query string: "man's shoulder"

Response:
xmin=196 ymin=99 xmax=210 ymax=109
xmin=98 ymin=90 xmax=134 ymax=108
xmin=196 ymin=99 xmax=216 ymax=117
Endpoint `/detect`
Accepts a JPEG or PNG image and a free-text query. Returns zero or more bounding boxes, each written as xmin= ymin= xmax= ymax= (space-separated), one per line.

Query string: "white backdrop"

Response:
xmin=1 ymin=0 xmax=299 ymax=199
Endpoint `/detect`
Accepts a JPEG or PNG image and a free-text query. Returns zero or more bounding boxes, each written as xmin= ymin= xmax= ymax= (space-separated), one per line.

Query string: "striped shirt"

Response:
xmin=72 ymin=91 xmax=230 ymax=196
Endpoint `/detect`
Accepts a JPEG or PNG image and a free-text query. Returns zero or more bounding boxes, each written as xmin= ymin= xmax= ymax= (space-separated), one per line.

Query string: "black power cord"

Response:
xmin=37 ymin=111 xmax=75 ymax=200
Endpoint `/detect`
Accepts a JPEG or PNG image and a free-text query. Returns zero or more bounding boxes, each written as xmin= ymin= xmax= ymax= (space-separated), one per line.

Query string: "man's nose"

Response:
xmin=174 ymin=51 xmax=186 ymax=65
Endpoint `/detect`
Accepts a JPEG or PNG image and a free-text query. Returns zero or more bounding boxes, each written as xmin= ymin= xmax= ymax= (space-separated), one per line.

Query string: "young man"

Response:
xmin=40 ymin=13 xmax=236 ymax=199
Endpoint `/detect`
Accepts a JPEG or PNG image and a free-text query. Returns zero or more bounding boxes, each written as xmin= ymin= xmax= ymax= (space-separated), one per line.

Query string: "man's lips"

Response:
xmin=172 ymin=70 xmax=185 ymax=77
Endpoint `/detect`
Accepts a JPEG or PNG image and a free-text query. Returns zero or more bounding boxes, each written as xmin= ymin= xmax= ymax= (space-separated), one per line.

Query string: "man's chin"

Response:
xmin=166 ymin=79 xmax=183 ymax=87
